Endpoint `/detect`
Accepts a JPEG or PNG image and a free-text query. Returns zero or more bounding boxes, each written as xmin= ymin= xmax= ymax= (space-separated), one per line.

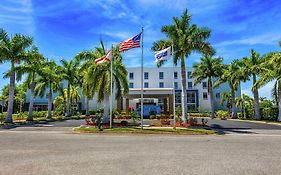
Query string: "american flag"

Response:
xmin=94 ymin=50 xmax=112 ymax=64
xmin=119 ymin=32 xmax=142 ymax=52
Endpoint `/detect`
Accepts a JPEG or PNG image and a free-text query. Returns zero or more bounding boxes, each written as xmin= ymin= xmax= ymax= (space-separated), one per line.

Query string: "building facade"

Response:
xmin=24 ymin=67 xmax=241 ymax=113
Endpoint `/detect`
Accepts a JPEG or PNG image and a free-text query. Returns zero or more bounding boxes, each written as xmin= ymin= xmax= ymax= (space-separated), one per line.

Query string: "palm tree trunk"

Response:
xmin=27 ymin=77 xmax=35 ymax=121
xmin=47 ymin=83 xmax=52 ymax=118
xmin=85 ymin=96 xmax=90 ymax=116
xmin=66 ymin=83 xmax=71 ymax=117
xmin=243 ymin=98 xmax=246 ymax=119
xmin=278 ymin=80 xmax=281 ymax=122
xmin=252 ymin=74 xmax=261 ymax=120
xmin=231 ymin=88 xmax=237 ymax=119
xmin=208 ymin=78 xmax=215 ymax=118
xmin=103 ymin=95 xmax=110 ymax=124
xmin=5 ymin=62 xmax=15 ymax=123
xmin=180 ymin=55 xmax=188 ymax=122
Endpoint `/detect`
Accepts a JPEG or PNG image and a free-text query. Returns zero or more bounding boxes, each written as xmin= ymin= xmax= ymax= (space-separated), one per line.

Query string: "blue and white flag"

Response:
xmin=154 ymin=46 xmax=171 ymax=63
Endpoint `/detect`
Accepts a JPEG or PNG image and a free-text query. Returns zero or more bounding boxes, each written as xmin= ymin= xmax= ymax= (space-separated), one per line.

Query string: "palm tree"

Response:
xmin=0 ymin=28 xmax=33 ymax=123
xmin=75 ymin=48 xmax=99 ymax=116
xmin=16 ymin=46 xmax=45 ymax=121
xmin=235 ymin=94 xmax=254 ymax=119
xmin=214 ymin=60 xmax=248 ymax=118
xmin=255 ymin=51 xmax=281 ymax=121
xmin=35 ymin=61 xmax=61 ymax=118
xmin=151 ymin=9 xmax=214 ymax=122
xmin=70 ymin=86 xmax=80 ymax=114
xmin=191 ymin=55 xmax=224 ymax=118
xmin=60 ymin=59 xmax=79 ymax=117
xmin=241 ymin=49 xmax=265 ymax=120
xmin=53 ymin=86 xmax=80 ymax=114
xmin=85 ymin=41 xmax=129 ymax=123
xmin=220 ymin=92 xmax=232 ymax=113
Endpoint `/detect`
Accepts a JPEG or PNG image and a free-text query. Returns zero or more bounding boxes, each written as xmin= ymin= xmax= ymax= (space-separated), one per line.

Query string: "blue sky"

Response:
xmin=1 ymin=0 xmax=281 ymax=98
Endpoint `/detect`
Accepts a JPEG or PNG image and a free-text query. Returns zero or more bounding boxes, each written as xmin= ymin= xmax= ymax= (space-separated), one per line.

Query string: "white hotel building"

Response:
xmin=24 ymin=67 xmax=240 ymax=114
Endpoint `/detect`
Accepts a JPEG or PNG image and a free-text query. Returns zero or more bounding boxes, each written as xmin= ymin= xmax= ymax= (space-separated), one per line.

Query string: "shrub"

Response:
xmin=175 ymin=106 xmax=182 ymax=117
xmin=237 ymin=112 xmax=243 ymax=119
xmin=131 ymin=111 xmax=140 ymax=124
xmin=150 ymin=120 xmax=162 ymax=126
xmin=33 ymin=111 xmax=47 ymax=118
xmin=216 ymin=110 xmax=229 ymax=119
xmin=188 ymin=117 xmax=197 ymax=126
xmin=0 ymin=113 xmax=5 ymax=124
xmin=89 ymin=110 xmax=96 ymax=115
xmin=150 ymin=115 xmax=157 ymax=119
xmin=81 ymin=110 xmax=86 ymax=115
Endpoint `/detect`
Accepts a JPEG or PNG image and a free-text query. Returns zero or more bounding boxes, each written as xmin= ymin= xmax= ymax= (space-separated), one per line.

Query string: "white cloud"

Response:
xmin=215 ymin=33 xmax=281 ymax=47
xmin=0 ymin=0 xmax=34 ymax=34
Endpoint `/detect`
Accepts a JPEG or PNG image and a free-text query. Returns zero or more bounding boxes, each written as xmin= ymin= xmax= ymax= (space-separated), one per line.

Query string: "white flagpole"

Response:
xmin=110 ymin=45 xmax=113 ymax=128
xmin=172 ymin=45 xmax=176 ymax=129
xmin=141 ymin=27 xmax=144 ymax=129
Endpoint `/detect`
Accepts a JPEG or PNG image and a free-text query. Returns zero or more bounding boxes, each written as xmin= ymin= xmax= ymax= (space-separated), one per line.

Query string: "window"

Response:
xmin=188 ymin=82 xmax=193 ymax=89
xmin=202 ymin=82 xmax=207 ymax=89
xmin=144 ymin=82 xmax=149 ymax=88
xmin=203 ymin=92 xmax=208 ymax=100
xmin=216 ymin=93 xmax=220 ymax=99
xmin=129 ymin=83 xmax=134 ymax=88
xmin=174 ymin=82 xmax=178 ymax=90
xmin=159 ymin=82 xmax=164 ymax=88
xmin=174 ymin=72 xmax=178 ymax=79
xmin=144 ymin=72 xmax=149 ymax=80
xmin=159 ymin=72 xmax=164 ymax=79
xmin=129 ymin=72 xmax=134 ymax=80
xmin=187 ymin=71 xmax=192 ymax=79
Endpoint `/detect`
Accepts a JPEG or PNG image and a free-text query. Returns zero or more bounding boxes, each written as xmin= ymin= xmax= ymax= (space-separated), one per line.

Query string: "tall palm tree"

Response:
xmin=191 ymin=55 xmax=224 ymax=118
xmin=35 ymin=61 xmax=61 ymax=118
xmin=0 ymin=28 xmax=33 ymax=123
xmin=235 ymin=94 xmax=254 ymax=119
xmin=214 ymin=60 xmax=248 ymax=118
xmin=241 ymin=49 xmax=265 ymax=120
xmin=85 ymin=41 xmax=129 ymax=123
xmin=151 ymin=9 xmax=214 ymax=122
xmin=220 ymin=92 xmax=232 ymax=113
xmin=16 ymin=46 xmax=45 ymax=121
xmin=255 ymin=51 xmax=281 ymax=121
xmin=75 ymin=48 xmax=99 ymax=116
xmin=60 ymin=59 xmax=79 ymax=117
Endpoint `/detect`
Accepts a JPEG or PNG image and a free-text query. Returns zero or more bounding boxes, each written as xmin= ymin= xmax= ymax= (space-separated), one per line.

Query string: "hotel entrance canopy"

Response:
xmin=119 ymin=88 xmax=175 ymax=114
xmin=124 ymin=88 xmax=174 ymax=99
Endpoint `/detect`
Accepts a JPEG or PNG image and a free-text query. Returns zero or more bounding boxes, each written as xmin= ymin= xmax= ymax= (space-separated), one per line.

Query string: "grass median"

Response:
xmin=73 ymin=126 xmax=215 ymax=135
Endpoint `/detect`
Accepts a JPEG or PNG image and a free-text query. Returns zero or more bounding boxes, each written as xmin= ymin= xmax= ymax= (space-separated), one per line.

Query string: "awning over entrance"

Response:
xmin=125 ymin=88 xmax=174 ymax=99
xmin=118 ymin=88 xmax=174 ymax=114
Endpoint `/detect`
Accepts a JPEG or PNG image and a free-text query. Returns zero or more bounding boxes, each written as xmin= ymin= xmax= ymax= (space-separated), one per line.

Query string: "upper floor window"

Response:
xmin=159 ymin=72 xmax=164 ymax=79
xmin=174 ymin=72 xmax=178 ymax=79
xmin=202 ymin=82 xmax=207 ymax=89
xmin=188 ymin=82 xmax=193 ymax=89
xmin=129 ymin=72 xmax=134 ymax=80
xmin=174 ymin=82 xmax=178 ymax=90
xmin=159 ymin=82 xmax=164 ymax=88
xmin=144 ymin=72 xmax=149 ymax=80
xmin=203 ymin=92 xmax=208 ymax=100
xmin=187 ymin=71 xmax=192 ymax=79
xmin=129 ymin=83 xmax=134 ymax=88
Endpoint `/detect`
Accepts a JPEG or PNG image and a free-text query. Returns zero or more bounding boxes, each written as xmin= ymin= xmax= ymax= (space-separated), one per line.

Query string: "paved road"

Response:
xmin=207 ymin=118 xmax=281 ymax=135
xmin=1 ymin=128 xmax=281 ymax=175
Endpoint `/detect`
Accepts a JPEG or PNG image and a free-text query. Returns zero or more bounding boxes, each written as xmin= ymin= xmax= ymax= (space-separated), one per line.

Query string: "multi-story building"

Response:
xmin=24 ymin=67 xmax=241 ymax=113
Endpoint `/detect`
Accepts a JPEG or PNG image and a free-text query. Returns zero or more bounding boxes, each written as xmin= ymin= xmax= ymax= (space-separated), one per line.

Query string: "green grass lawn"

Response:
xmin=73 ymin=126 xmax=215 ymax=135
